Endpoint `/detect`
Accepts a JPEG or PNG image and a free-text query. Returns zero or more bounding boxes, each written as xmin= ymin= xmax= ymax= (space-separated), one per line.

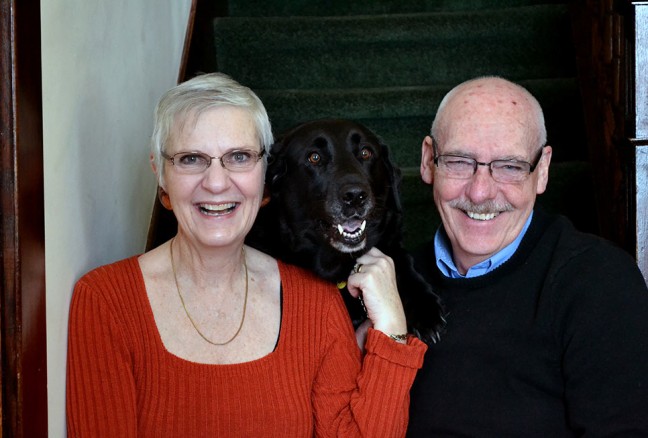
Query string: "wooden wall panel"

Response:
xmin=572 ymin=0 xmax=648 ymax=282
xmin=0 ymin=0 xmax=48 ymax=436
xmin=572 ymin=0 xmax=632 ymax=251
xmin=636 ymin=145 xmax=648 ymax=276
xmin=633 ymin=6 xmax=648 ymax=138
xmin=626 ymin=2 xmax=648 ymax=281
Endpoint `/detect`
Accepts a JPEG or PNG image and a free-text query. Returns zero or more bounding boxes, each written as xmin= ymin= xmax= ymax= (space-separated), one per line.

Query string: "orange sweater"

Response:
xmin=66 ymin=257 xmax=427 ymax=437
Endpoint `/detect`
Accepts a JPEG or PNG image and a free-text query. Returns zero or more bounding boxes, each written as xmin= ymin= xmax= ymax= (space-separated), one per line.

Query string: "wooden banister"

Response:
xmin=572 ymin=0 xmax=648 ymax=282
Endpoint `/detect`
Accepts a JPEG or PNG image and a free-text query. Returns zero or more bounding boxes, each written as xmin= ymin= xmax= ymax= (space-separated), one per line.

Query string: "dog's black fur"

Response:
xmin=247 ymin=119 xmax=444 ymax=344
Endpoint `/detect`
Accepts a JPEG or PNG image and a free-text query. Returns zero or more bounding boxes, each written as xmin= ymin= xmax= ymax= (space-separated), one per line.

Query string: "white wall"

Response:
xmin=41 ymin=1 xmax=191 ymax=435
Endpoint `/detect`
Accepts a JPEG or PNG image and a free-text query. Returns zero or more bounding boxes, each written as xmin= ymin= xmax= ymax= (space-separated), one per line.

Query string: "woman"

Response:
xmin=66 ymin=72 xmax=427 ymax=437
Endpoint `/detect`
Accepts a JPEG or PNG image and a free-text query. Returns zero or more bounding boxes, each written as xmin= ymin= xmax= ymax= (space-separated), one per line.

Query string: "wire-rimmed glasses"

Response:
xmin=162 ymin=149 xmax=265 ymax=174
xmin=432 ymin=138 xmax=545 ymax=184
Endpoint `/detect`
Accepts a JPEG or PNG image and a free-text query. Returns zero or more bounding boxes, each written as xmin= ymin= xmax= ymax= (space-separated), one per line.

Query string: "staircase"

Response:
xmin=183 ymin=0 xmax=596 ymax=250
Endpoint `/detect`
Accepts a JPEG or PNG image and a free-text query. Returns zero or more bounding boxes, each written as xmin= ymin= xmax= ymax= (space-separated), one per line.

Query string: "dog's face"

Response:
xmin=262 ymin=119 xmax=403 ymax=279
xmin=247 ymin=119 xmax=445 ymax=342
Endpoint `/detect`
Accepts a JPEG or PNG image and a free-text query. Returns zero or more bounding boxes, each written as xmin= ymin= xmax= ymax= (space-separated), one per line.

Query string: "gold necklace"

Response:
xmin=169 ymin=239 xmax=248 ymax=346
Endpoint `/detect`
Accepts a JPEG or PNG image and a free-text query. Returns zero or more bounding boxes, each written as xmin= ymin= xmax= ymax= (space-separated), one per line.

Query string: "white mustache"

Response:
xmin=449 ymin=199 xmax=514 ymax=214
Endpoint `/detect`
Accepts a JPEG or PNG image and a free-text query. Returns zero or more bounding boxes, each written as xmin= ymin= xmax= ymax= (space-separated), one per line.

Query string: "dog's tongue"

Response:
xmin=339 ymin=220 xmax=364 ymax=233
xmin=345 ymin=220 xmax=364 ymax=232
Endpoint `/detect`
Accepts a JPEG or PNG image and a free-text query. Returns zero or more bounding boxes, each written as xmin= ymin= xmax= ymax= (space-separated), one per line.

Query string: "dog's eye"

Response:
xmin=360 ymin=147 xmax=373 ymax=160
xmin=308 ymin=152 xmax=321 ymax=165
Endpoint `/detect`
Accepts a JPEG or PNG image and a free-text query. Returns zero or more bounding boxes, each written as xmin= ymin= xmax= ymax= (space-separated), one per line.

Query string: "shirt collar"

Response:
xmin=434 ymin=211 xmax=534 ymax=278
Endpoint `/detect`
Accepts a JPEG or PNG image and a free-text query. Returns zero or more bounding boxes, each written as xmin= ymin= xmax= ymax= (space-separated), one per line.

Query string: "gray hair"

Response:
xmin=150 ymin=72 xmax=273 ymax=186
xmin=431 ymin=76 xmax=547 ymax=150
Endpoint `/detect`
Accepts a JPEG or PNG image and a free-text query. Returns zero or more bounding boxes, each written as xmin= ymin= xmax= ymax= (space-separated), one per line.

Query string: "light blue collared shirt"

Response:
xmin=434 ymin=212 xmax=534 ymax=278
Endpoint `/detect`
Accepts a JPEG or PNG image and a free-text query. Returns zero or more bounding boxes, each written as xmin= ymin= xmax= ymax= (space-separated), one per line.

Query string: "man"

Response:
xmin=407 ymin=76 xmax=648 ymax=436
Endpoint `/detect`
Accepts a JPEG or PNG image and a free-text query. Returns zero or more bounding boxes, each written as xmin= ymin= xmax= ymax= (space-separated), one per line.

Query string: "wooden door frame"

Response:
xmin=0 ymin=1 xmax=197 ymax=435
xmin=1 ymin=0 xmax=48 ymax=436
xmin=626 ymin=2 xmax=648 ymax=280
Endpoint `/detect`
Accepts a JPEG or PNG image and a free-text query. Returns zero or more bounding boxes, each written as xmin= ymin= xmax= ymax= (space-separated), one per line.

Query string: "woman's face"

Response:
xmin=160 ymin=106 xmax=265 ymax=250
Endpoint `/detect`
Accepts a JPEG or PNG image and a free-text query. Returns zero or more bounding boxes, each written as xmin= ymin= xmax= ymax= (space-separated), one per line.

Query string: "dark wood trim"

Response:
xmin=571 ymin=0 xmax=632 ymax=251
xmin=183 ymin=0 xmax=229 ymax=79
xmin=147 ymin=0 xmax=204 ymax=251
xmin=571 ymin=0 xmax=648 ymax=281
xmin=0 ymin=0 xmax=48 ymax=436
xmin=178 ymin=0 xmax=198 ymax=83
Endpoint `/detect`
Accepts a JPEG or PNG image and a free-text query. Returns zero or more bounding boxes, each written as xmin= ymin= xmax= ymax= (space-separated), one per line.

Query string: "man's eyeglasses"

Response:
xmin=432 ymin=138 xmax=546 ymax=184
xmin=161 ymin=149 xmax=265 ymax=174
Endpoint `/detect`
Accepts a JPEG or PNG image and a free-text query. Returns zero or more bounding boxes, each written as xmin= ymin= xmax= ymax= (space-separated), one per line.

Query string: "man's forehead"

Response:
xmin=440 ymin=92 xmax=534 ymax=133
xmin=453 ymin=84 xmax=532 ymax=113
xmin=438 ymin=119 xmax=536 ymax=156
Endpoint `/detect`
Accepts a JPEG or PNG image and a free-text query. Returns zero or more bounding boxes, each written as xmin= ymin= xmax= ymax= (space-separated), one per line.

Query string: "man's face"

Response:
xmin=420 ymin=81 xmax=551 ymax=274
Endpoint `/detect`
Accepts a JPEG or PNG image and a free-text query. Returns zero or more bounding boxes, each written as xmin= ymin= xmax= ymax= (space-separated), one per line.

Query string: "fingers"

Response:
xmin=355 ymin=319 xmax=372 ymax=352
xmin=347 ymin=248 xmax=394 ymax=297
xmin=346 ymin=248 xmax=407 ymax=336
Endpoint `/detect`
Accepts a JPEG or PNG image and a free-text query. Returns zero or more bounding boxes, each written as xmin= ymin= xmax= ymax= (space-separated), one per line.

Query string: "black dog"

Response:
xmin=247 ymin=119 xmax=444 ymax=344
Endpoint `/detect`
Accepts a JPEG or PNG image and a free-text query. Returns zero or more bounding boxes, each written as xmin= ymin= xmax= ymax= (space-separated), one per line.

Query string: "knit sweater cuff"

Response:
xmin=364 ymin=328 xmax=427 ymax=369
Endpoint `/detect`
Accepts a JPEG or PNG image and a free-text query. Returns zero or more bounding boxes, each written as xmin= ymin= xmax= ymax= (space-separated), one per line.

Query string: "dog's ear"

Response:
xmin=265 ymin=139 xmax=288 ymax=187
xmin=379 ymin=141 xmax=404 ymax=214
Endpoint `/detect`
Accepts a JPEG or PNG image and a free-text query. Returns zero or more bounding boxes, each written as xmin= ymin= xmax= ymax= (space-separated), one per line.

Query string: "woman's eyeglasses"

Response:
xmin=162 ymin=149 xmax=265 ymax=174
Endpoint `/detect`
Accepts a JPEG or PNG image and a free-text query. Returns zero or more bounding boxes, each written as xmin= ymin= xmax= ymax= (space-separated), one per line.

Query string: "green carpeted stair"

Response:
xmin=227 ymin=0 xmax=568 ymax=16
xmin=198 ymin=0 xmax=595 ymax=249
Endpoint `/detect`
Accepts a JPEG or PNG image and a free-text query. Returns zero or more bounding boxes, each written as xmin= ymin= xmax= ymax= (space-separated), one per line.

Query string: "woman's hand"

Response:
xmin=346 ymin=248 xmax=408 ymax=343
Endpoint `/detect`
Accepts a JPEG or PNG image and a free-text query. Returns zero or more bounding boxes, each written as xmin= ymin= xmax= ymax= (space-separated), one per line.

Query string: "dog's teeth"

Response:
xmin=334 ymin=221 xmax=367 ymax=242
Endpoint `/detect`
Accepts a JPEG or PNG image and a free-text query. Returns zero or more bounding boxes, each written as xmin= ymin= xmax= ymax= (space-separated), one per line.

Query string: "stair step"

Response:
xmin=259 ymin=78 xmax=586 ymax=167
xmin=228 ymin=0 xmax=568 ymax=17
xmin=399 ymin=160 xmax=597 ymax=249
xmin=214 ymin=5 xmax=574 ymax=89
xmin=210 ymin=1 xmax=596 ymax=237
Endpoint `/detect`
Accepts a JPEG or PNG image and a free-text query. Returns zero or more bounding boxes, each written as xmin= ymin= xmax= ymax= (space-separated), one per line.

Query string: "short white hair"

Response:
xmin=150 ymin=72 xmax=273 ymax=186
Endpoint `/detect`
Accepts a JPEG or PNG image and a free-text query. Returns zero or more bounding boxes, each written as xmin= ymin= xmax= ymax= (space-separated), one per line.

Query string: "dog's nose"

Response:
xmin=342 ymin=186 xmax=368 ymax=207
